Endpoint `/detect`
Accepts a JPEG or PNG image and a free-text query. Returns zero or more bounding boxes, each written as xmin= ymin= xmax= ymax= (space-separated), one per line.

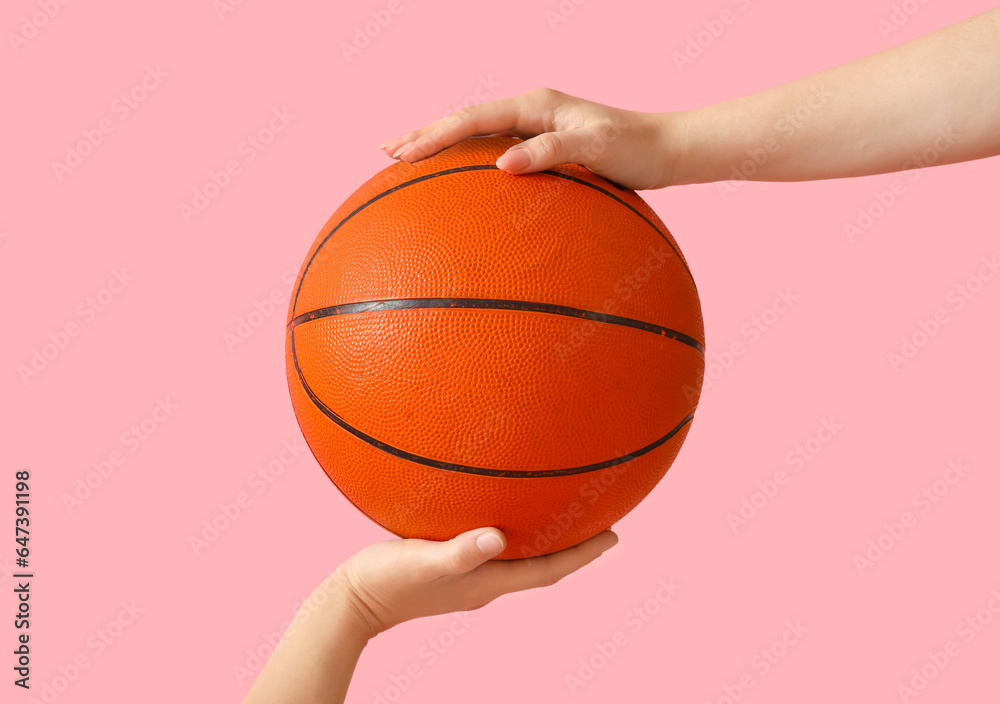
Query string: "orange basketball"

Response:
xmin=285 ymin=137 xmax=704 ymax=559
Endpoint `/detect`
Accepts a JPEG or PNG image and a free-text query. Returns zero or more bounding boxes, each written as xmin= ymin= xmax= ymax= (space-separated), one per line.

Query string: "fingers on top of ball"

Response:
xmin=502 ymin=133 xmax=568 ymax=174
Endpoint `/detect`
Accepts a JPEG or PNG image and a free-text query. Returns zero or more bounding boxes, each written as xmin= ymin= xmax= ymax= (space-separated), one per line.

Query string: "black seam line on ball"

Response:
xmin=538 ymin=170 xmax=694 ymax=281
xmin=292 ymin=331 xmax=696 ymax=478
xmin=291 ymin=164 xmax=696 ymax=315
xmin=287 ymin=297 xmax=706 ymax=355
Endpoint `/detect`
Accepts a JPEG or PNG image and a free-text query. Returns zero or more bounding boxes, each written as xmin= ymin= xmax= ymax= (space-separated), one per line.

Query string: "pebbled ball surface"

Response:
xmin=285 ymin=137 xmax=705 ymax=559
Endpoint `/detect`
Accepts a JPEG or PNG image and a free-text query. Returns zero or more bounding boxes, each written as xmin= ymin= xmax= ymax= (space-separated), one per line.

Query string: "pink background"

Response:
xmin=3 ymin=0 xmax=998 ymax=702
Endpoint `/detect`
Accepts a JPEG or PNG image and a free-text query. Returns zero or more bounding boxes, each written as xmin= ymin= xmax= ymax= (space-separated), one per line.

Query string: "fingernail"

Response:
xmin=392 ymin=141 xmax=417 ymax=159
xmin=496 ymin=146 xmax=530 ymax=172
xmin=378 ymin=141 xmax=392 ymax=150
xmin=476 ymin=531 xmax=504 ymax=557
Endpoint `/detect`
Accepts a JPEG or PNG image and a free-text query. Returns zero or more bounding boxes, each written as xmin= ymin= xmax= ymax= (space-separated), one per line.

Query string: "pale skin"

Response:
xmin=243 ymin=528 xmax=619 ymax=703
xmin=246 ymin=10 xmax=999 ymax=703
xmin=381 ymin=8 xmax=1000 ymax=190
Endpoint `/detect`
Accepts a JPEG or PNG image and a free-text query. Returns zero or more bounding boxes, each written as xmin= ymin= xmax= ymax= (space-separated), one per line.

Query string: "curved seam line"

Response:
xmin=292 ymin=328 xmax=695 ymax=479
xmin=288 ymin=297 xmax=705 ymax=354
xmin=291 ymin=164 xmax=697 ymax=315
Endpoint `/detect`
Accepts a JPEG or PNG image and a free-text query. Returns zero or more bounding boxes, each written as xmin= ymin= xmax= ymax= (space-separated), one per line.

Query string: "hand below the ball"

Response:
xmin=336 ymin=527 xmax=619 ymax=639
xmin=243 ymin=528 xmax=617 ymax=704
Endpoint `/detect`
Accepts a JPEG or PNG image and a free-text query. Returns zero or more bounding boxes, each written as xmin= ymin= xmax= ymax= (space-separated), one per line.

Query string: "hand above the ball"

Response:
xmin=380 ymin=8 xmax=1000 ymax=191
xmin=379 ymin=87 xmax=676 ymax=191
xmin=243 ymin=528 xmax=617 ymax=704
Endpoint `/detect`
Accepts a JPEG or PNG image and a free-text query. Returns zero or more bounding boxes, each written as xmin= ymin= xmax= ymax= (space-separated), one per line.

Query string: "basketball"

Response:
xmin=285 ymin=137 xmax=705 ymax=559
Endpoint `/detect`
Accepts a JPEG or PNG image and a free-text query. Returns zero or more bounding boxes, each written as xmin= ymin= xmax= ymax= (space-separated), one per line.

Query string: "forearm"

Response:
xmin=669 ymin=7 xmax=1000 ymax=185
xmin=243 ymin=575 xmax=370 ymax=704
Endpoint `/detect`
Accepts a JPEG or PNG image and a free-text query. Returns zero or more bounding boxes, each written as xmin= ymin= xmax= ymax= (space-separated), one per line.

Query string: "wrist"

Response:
xmin=650 ymin=110 xmax=698 ymax=188
xmin=659 ymin=101 xmax=766 ymax=187
xmin=290 ymin=571 xmax=376 ymax=648
xmin=245 ymin=574 xmax=369 ymax=704
xmin=328 ymin=566 xmax=391 ymax=641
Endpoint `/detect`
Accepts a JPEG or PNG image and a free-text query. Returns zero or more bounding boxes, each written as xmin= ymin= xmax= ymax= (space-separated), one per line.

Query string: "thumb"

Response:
xmin=495 ymin=131 xmax=593 ymax=175
xmin=418 ymin=528 xmax=507 ymax=579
